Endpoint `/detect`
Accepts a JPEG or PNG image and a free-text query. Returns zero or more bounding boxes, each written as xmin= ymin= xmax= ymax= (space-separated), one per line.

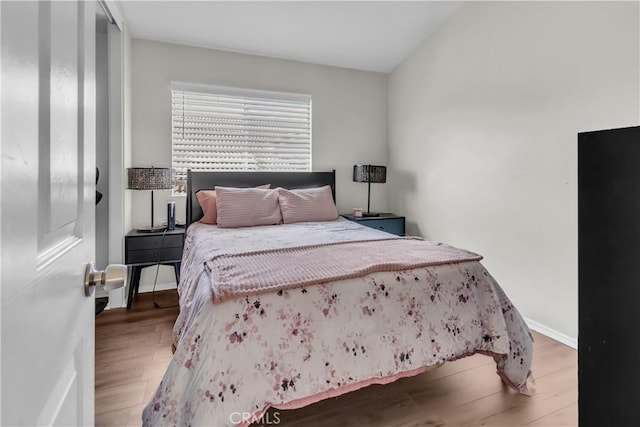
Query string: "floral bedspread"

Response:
xmin=143 ymin=219 xmax=533 ymax=427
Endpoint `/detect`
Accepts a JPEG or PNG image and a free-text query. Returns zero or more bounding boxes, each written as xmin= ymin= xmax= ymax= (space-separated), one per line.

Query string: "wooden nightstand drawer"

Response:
xmin=364 ymin=217 xmax=405 ymax=235
xmin=124 ymin=228 xmax=185 ymax=309
xmin=126 ymin=247 xmax=183 ymax=264
xmin=341 ymin=214 xmax=406 ymax=236
xmin=127 ymin=234 xmax=183 ymax=250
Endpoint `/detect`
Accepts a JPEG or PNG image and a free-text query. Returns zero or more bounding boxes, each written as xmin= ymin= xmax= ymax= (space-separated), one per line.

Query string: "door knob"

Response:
xmin=84 ymin=263 xmax=127 ymax=297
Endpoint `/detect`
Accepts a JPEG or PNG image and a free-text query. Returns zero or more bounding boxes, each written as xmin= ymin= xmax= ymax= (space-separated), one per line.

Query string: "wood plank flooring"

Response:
xmin=95 ymin=290 xmax=577 ymax=426
xmin=95 ymin=290 xmax=179 ymax=426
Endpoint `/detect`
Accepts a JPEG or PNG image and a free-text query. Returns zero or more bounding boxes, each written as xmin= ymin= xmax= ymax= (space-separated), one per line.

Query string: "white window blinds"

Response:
xmin=171 ymin=83 xmax=312 ymax=193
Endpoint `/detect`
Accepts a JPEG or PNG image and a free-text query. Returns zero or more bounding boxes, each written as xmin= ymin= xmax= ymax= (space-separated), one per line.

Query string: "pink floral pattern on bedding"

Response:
xmin=144 ymin=220 xmax=533 ymax=427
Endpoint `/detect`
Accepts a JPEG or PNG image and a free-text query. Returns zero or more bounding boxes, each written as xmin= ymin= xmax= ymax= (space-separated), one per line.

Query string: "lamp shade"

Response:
xmin=353 ymin=165 xmax=387 ymax=184
xmin=127 ymin=167 xmax=173 ymax=190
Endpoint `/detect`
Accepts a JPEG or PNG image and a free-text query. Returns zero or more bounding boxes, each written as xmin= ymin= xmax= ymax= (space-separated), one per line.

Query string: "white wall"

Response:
xmin=388 ymin=1 xmax=639 ymax=340
xmin=131 ymin=39 xmax=388 ymax=290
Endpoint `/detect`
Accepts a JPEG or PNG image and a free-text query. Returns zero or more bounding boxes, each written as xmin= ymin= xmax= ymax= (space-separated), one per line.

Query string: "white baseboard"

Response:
xmin=524 ymin=317 xmax=577 ymax=349
xmin=96 ymin=287 xmax=125 ymax=310
xmin=137 ymin=281 xmax=176 ymax=294
xmin=99 ymin=282 xmax=174 ymax=311
xmin=107 ymin=287 xmax=125 ymax=309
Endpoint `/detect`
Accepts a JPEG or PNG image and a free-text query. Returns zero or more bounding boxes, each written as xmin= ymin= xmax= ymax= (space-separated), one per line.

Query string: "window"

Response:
xmin=171 ymin=83 xmax=312 ymax=194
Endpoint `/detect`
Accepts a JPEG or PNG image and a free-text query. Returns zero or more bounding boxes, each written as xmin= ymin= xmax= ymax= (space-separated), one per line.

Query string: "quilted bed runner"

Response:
xmin=206 ymin=237 xmax=483 ymax=303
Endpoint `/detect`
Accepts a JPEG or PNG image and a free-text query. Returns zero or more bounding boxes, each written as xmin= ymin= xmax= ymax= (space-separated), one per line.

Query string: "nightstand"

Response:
xmin=124 ymin=228 xmax=185 ymax=309
xmin=341 ymin=213 xmax=406 ymax=236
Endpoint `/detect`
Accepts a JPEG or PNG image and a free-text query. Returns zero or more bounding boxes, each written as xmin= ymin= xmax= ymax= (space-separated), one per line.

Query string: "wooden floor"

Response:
xmin=96 ymin=290 xmax=577 ymax=426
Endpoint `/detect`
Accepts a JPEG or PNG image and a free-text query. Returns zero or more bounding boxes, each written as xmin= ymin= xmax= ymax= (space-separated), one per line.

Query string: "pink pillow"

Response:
xmin=215 ymin=186 xmax=282 ymax=228
xmin=196 ymin=190 xmax=219 ymax=224
xmin=277 ymin=186 xmax=338 ymax=224
xmin=197 ymin=185 xmax=269 ymax=225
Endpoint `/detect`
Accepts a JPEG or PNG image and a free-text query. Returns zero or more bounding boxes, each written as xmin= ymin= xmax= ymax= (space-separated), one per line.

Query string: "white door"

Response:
xmin=1 ymin=1 xmax=97 ymax=424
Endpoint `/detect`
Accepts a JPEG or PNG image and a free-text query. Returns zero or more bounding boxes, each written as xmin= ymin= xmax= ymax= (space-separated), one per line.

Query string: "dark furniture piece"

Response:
xmin=341 ymin=213 xmax=405 ymax=236
xmin=186 ymin=169 xmax=336 ymax=225
xmin=578 ymin=125 xmax=640 ymax=427
xmin=124 ymin=228 xmax=185 ymax=309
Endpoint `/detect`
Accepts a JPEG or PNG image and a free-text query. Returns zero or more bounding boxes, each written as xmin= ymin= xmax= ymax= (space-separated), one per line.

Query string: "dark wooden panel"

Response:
xmin=366 ymin=217 xmax=405 ymax=236
xmin=125 ymin=247 xmax=183 ymax=264
xmin=126 ymin=234 xmax=183 ymax=251
xmin=578 ymin=125 xmax=640 ymax=426
xmin=341 ymin=214 xmax=406 ymax=236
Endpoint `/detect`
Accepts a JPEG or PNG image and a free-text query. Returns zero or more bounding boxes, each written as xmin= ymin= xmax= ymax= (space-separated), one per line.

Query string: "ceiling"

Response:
xmin=120 ymin=1 xmax=462 ymax=73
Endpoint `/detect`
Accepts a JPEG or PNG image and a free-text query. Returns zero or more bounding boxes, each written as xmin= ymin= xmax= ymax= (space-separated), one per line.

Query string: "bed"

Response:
xmin=142 ymin=170 xmax=533 ymax=427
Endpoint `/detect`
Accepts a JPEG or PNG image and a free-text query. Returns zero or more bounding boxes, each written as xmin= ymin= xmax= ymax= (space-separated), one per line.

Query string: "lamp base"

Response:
xmin=135 ymin=225 xmax=167 ymax=233
xmin=362 ymin=212 xmax=382 ymax=217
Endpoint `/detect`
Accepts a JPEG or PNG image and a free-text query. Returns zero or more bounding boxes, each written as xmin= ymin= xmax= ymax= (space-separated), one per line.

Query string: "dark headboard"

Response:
xmin=186 ymin=170 xmax=336 ymax=226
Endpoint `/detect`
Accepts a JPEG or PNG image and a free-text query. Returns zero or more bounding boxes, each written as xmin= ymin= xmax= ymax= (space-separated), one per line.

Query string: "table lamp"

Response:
xmin=353 ymin=164 xmax=386 ymax=217
xmin=127 ymin=167 xmax=173 ymax=232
